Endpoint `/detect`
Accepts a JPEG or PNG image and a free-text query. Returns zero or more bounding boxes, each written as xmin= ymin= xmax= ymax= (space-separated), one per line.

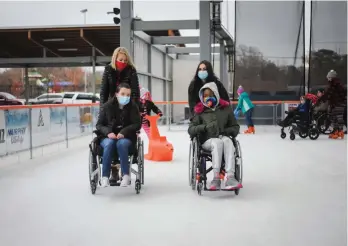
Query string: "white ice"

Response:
xmin=0 ymin=126 xmax=346 ymax=246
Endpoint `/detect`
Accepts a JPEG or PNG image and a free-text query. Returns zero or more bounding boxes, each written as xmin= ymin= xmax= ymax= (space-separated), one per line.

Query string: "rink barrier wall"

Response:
xmin=0 ymin=101 xmax=298 ymax=158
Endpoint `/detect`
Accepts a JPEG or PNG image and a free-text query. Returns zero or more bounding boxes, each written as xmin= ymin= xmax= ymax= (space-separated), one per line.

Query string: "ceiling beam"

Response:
xmin=166 ymin=46 xmax=220 ymax=54
xmin=28 ymin=30 xmax=61 ymax=57
xmin=152 ymin=36 xmax=199 ymax=45
xmin=80 ymin=29 xmax=107 ymax=56
xmin=133 ymin=20 xmax=199 ymax=31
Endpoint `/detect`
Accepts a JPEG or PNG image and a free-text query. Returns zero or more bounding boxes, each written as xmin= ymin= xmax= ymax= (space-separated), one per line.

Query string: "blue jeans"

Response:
xmin=245 ymin=108 xmax=254 ymax=127
xmin=100 ymin=138 xmax=132 ymax=178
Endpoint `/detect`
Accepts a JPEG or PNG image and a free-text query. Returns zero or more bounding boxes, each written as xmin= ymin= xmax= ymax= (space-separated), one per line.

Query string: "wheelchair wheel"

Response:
xmin=317 ymin=113 xmax=334 ymax=135
xmin=299 ymin=131 xmax=308 ymax=138
xmin=88 ymin=149 xmax=99 ymax=195
xmin=235 ymin=140 xmax=243 ymax=183
xmin=309 ymin=128 xmax=320 ymax=140
xmin=189 ymin=138 xmax=199 ymax=191
xmin=137 ymin=140 xmax=144 ymax=185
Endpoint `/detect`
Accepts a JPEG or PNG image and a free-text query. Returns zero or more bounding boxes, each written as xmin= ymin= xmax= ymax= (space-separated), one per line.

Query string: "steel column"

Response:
xmin=24 ymin=67 xmax=29 ymax=104
xmin=92 ymin=47 xmax=96 ymax=95
xmin=120 ymin=0 xmax=134 ymax=57
xmin=219 ymin=40 xmax=226 ymax=88
xmin=147 ymin=44 xmax=152 ymax=92
xmin=200 ymin=1 xmax=211 ymax=62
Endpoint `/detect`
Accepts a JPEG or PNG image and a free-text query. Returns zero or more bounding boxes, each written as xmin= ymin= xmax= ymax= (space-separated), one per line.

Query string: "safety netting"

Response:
xmin=308 ymin=1 xmax=347 ymax=89
xmin=234 ymin=1 xmax=305 ymax=100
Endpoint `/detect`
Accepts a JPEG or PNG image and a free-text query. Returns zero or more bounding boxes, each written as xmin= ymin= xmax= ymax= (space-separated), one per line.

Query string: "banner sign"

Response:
xmin=91 ymin=106 xmax=99 ymax=127
xmin=50 ymin=107 xmax=66 ymax=143
xmin=79 ymin=106 xmax=92 ymax=134
xmin=285 ymin=103 xmax=299 ymax=112
xmin=31 ymin=108 xmax=50 ymax=147
xmin=67 ymin=107 xmax=80 ymax=139
xmin=5 ymin=109 xmax=30 ymax=153
xmin=0 ymin=110 xmax=6 ymax=156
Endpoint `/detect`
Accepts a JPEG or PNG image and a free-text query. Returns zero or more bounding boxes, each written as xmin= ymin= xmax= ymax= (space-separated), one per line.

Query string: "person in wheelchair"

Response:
xmin=313 ymin=89 xmax=329 ymax=115
xmin=188 ymin=82 xmax=240 ymax=190
xmin=96 ymin=83 xmax=141 ymax=188
xmin=277 ymin=96 xmax=308 ymax=127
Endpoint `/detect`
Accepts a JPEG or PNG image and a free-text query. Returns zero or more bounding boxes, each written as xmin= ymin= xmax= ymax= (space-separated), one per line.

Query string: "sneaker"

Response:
xmin=101 ymin=177 xmax=110 ymax=188
xmin=225 ymin=176 xmax=239 ymax=190
xmin=120 ymin=175 xmax=131 ymax=187
xmin=209 ymin=177 xmax=221 ymax=190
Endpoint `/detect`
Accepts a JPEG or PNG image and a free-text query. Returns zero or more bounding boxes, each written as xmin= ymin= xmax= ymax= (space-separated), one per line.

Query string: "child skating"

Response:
xmin=235 ymin=85 xmax=255 ymax=134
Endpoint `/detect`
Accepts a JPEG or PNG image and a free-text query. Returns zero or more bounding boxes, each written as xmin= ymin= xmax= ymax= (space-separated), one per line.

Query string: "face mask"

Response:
xmin=117 ymin=96 xmax=130 ymax=105
xmin=116 ymin=61 xmax=127 ymax=71
xmin=198 ymin=70 xmax=208 ymax=80
xmin=203 ymin=96 xmax=217 ymax=108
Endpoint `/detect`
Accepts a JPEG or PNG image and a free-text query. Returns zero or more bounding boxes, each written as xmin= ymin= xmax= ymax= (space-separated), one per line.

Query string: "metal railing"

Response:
xmin=0 ymin=103 xmax=99 ymax=158
xmin=0 ymin=100 xmax=299 ymax=158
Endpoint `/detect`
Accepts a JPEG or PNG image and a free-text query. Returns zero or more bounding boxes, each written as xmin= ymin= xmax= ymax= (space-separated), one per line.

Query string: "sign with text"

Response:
xmin=5 ymin=109 xmax=30 ymax=153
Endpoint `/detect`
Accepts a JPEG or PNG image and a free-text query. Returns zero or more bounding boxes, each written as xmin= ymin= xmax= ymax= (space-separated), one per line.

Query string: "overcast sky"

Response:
xmin=0 ymin=0 xmax=346 ymax=66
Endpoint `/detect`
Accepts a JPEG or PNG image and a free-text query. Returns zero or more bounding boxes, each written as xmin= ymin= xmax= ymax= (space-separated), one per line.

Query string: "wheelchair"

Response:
xmin=313 ymin=111 xmax=334 ymax=135
xmin=88 ymin=130 xmax=144 ymax=194
xmin=188 ymin=136 xmax=243 ymax=196
xmin=280 ymin=99 xmax=320 ymax=140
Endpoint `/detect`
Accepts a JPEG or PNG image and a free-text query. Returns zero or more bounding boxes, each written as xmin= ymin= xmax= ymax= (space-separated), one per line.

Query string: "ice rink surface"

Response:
xmin=0 ymin=126 xmax=346 ymax=246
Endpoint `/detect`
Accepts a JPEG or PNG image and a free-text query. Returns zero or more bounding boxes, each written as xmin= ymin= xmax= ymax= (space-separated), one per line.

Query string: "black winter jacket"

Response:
xmin=100 ymin=64 xmax=140 ymax=105
xmin=96 ymin=97 xmax=141 ymax=143
xmin=140 ymin=100 xmax=162 ymax=126
xmin=188 ymin=77 xmax=229 ymax=115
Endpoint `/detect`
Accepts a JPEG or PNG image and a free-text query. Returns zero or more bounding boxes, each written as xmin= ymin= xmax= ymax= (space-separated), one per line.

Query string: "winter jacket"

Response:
xmin=296 ymin=103 xmax=307 ymax=113
xmin=188 ymin=77 xmax=229 ymax=115
xmin=188 ymin=82 xmax=240 ymax=144
xmin=318 ymin=78 xmax=347 ymax=108
xmin=96 ymin=97 xmax=141 ymax=144
xmin=100 ymin=64 xmax=140 ymax=105
xmin=140 ymin=100 xmax=162 ymax=126
xmin=305 ymin=93 xmax=318 ymax=105
xmin=236 ymin=91 xmax=254 ymax=114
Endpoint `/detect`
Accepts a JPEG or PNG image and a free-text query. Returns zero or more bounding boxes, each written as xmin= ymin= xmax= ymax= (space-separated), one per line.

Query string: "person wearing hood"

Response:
xmin=235 ymin=85 xmax=255 ymax=134
xmin=96 ymin=83 xmax=141 ymax=188
xmin=317 ymin=70 xmax=346 ymax=139
xmin=188 ymin=60 xmax=230 ymax=115
xmin=188 ymin=82 xmax=240 ymax=190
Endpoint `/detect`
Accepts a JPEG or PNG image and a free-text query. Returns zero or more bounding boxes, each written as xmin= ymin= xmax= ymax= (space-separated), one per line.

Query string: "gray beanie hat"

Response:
xmin=327 ymin=70 xmax=337 ymax=79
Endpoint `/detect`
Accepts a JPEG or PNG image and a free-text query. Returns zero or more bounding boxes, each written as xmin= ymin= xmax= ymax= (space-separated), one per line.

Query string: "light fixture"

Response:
xmin=58 ymin=48 xmax=78 ymax=51
xmin=43 ymin=38 xmax=65 ymax=42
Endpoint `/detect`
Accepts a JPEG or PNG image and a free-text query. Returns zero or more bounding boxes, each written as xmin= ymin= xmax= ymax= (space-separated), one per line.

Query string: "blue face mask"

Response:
xmin=198 ymin=70 xmax=208 ymax=80
xmin=117 ymin=96 xmax=130 ymax=105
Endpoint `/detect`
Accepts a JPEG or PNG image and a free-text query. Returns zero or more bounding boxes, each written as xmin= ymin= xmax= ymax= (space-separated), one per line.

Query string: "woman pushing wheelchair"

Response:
xmin=188 ymin=82 xmax=240 ymax=190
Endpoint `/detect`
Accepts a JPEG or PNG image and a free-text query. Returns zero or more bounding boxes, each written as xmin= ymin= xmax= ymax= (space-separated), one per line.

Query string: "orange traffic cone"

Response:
xmin=144 ymin=115 xmax=174 ymax=161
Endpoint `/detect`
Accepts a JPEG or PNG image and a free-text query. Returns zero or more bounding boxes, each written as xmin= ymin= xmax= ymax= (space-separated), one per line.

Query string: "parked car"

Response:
xmin=29 ymin=93 xmax=64 ymax=104
xmin=0 ymin=92 xmax=25 ymax=106
xmin=62 ymin=92 xmax=100 ymax=104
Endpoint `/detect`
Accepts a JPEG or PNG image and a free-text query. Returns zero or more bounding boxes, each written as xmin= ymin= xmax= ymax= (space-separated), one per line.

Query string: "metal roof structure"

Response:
xmin=0 ymin=24 xmax=184 ymax=67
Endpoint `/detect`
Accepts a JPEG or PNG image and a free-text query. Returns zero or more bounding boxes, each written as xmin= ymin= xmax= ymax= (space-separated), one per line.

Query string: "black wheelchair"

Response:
xmin=88 ymin=130 xmax=144 ymax=194
xmin=313 ymin=111 xmax=334 ymax=135
xmin=188 ymin=136 xmax=243 ymax=196
xmin=280 ymin=99 xmax=320 ymax=140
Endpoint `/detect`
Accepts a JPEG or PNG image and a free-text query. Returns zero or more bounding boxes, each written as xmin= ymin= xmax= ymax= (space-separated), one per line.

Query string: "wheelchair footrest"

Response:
xmin=110 ymin=180 xmax=121 ymax=186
